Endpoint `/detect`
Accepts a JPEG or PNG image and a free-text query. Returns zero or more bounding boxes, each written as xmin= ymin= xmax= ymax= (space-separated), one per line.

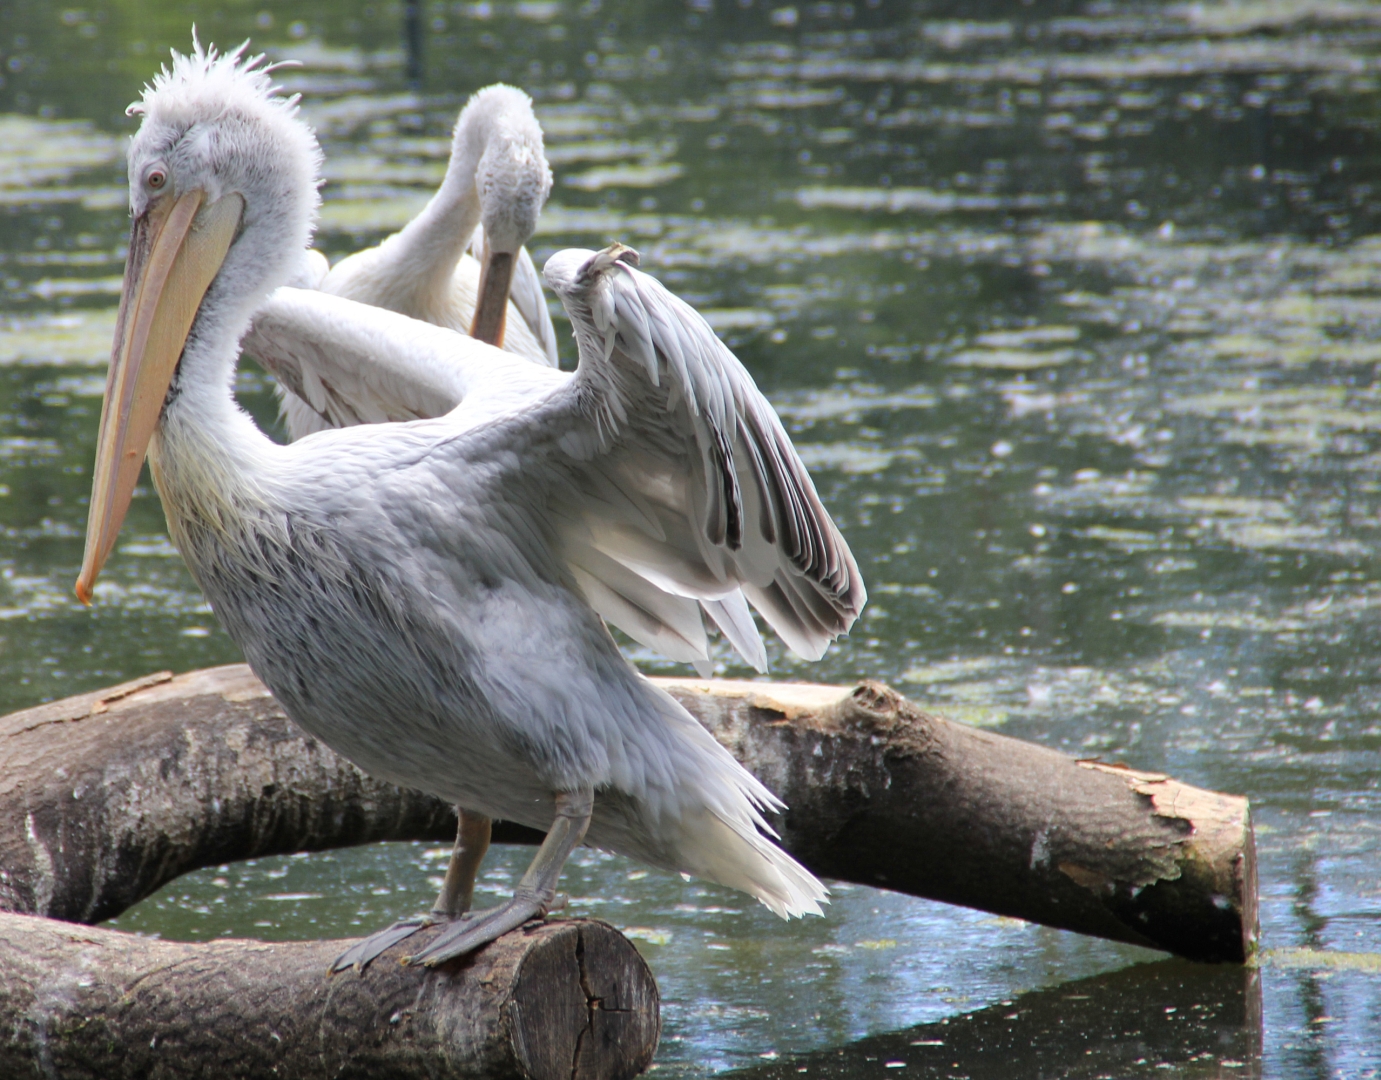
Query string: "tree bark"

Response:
xmin=0 ymin=666 xmax=455 ymax=926
xmin=659 ymin=678 xmax=1256 ymax=964
xmin=0 ymin=912 xmax=658 ymax=1080
xmin=0 ymin=664 xmax=1255 ymax=962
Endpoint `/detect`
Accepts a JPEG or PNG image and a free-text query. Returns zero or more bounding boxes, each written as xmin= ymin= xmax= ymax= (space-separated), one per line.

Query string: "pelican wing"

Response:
xmin=243 ymin=287 xmax=494 ymax=429
xmin=495 ymin=245 xmax=866 ymax=662
xmin=243 ymin=289 xmax=753 ymax=671
xmin=248 ymin=273 xmax=865 ymax=668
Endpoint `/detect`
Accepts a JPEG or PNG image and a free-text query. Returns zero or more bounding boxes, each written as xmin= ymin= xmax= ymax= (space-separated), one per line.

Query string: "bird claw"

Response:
xmin=330 ymin=915 xmax=435 ymax=973
xmin=404 ymin=896 xmax=546 ymax=967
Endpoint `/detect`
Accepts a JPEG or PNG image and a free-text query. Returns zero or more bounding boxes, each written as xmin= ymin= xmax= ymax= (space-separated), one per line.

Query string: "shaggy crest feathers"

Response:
xmin=126 ymin=35 xmax=323 ymax=250
xmin=131 ymin=35 xmax=298 ymax=129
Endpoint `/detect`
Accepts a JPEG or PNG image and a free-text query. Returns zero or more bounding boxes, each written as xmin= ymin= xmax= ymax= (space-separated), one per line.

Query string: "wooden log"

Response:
xmin=660 ymin=678 xmax=1257 ymax=964
xmin=0 ymin=666 xmax=455 ymax=925
xmin=0 ymin=912 xmax=658 ymax=1080
xmin=0 ymin=664 xmax=1255 ymax=961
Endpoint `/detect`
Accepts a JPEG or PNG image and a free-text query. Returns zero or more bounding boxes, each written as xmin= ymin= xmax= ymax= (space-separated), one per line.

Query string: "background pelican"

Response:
xmin=254 ymin=83 xmax=558 ymax=440
xmin=79 ymin=42 xmax=863 ymax=969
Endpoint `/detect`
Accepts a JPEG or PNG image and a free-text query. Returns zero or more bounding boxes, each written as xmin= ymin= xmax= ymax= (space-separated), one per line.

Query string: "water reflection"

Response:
xmin=3 ymin=0 xmax=1381 ymax=1076
xmin=732 ymin=960 xmax=1262 ymax=1080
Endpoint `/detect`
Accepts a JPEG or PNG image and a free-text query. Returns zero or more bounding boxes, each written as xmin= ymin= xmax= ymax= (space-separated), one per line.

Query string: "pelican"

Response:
xmin=254 ymin=82 xmax=558 ymax=440
xmin=245 ymin=85 xmax=780 ymax=939
xmin=244 ymin=76 xmax=778 ymax=941
xmin=79 ymin=42 xmax=864 ymax=969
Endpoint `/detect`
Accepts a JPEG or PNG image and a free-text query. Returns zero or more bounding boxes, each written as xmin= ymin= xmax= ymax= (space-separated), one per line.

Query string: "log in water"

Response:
xmin=660 ymin=677 xmax=1256 ymax=964
xmin=0 ymin=664 xmax=1255 ymax=961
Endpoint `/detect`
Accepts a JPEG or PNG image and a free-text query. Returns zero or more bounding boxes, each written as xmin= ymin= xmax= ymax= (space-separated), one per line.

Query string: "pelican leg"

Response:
xmin=431 ymin=809 xmax=493 ymax=918
xmin=329 ymin=807 xmax=493 ymax=973
xmin=405 ymin=788 xmax=592 ymax=967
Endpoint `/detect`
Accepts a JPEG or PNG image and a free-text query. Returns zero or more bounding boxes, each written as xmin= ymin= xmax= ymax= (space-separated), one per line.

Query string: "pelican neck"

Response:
xmin=376 ymin=121 xmax=487 ymax=300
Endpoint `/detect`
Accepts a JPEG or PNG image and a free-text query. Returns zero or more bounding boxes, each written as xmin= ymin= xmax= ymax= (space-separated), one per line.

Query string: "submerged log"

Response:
xmin=0 ymin=913 xmax=658 ymax=1080
xmin=0 ymin=664 xmax=1255 ymax=961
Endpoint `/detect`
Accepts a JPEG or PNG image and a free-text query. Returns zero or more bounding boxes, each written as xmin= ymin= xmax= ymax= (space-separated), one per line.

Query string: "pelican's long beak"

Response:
xmin=75 ymin=189 xmax=243 ymax=604
xmin=469 ymin=236 xmax=514 ymax=348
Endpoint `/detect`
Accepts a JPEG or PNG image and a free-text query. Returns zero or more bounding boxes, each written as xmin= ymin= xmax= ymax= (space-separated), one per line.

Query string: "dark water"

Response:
xmin=3 ymin=1 xmax=1381 ymax=1075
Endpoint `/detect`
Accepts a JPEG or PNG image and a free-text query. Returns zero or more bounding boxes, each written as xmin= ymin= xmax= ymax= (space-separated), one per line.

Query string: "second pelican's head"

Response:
xmin=456 ymin=85 xmax=552 ymax=347
xmin=75 ymin=38 xmax=322 ymax=603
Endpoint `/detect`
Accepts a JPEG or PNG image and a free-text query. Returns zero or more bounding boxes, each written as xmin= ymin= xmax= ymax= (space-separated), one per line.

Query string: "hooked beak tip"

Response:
xmin=75 ymin=578 xmax=93 ymax=606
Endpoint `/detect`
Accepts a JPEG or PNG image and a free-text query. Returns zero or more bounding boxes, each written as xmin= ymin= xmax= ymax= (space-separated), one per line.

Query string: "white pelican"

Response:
xmin=244 ymin=79 xmax=765 ymax=928
xmin=79 ymin=42 xmax=864 ymax=969
xmin=256 ymin=82 xmax=558 ymax=440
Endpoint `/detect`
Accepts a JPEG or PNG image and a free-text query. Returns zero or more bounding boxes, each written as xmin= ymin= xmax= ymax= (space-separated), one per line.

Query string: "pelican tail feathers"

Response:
xmin=592 ymin=680 xmax=827 ymax=920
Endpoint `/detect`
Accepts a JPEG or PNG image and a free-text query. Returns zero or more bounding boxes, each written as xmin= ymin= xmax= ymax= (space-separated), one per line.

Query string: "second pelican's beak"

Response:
xmin=469 ymin=236 xmax=514 ymax=348
xmin=75 ymin=189 xmax=243 ymax=604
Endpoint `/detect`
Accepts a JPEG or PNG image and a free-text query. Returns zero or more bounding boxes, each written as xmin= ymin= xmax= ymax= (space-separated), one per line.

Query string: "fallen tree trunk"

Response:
xmin=0 ymin=912 xmax=658 ymax=1080
xmin=0 ymin=664 xmax=1255 ymax=961
xmin=0 ymin=667 xmax=454 ymax=926
xmin=661 ymin=678 xmax=1256 ymax=964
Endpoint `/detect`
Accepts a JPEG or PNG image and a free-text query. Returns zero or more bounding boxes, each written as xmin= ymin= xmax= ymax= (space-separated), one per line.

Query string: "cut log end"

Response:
xmin=1074 ymin=760 xmax=1258 ymax=963
xmin=508 ymin=919 xmax=662 ymax=1080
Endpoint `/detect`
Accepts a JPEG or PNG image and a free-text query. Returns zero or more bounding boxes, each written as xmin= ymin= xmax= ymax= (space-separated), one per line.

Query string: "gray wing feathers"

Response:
xmin=248 ymin=265 xmax=862 ymax=671
xmin=548 ymin=249 xmax=865 ymax=662
xmin=566 ymin=543 xmax=709 ymax=665
xmin=701 ymin=591 xmax=768 ymax=672
xmin=246 ymin=289 xmax=771 ymax=671
xmin=243 ymin=288 xmax=475 ymax=436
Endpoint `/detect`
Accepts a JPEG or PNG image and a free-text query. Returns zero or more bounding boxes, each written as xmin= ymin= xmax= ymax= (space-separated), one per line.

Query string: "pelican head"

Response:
xmin=75 ymin=39 xmax=321 ymax=603
xmin=460 ymin=85 xmax=550 ymax=255
xmin=458 ymin=85 xmax=552 ymax=345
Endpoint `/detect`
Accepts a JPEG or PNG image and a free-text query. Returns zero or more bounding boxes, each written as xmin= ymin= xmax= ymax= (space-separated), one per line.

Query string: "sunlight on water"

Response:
xmin=3 ymin=0 xmax=1381 ymax=1075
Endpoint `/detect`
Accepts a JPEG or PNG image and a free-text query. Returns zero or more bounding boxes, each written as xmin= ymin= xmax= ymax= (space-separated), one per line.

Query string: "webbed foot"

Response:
xmin=404 ymin=892 xmax=547 ymax=967
xmin=330 ymin=915 xmax=435 ymax=973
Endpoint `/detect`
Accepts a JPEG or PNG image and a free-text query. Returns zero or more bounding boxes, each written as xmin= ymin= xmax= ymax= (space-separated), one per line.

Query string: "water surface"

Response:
xmin=3 ymin=1 xmax=1380 ymax=1075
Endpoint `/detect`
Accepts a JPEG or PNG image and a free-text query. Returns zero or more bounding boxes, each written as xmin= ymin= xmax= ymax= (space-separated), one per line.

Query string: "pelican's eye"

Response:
xmin=146 ymin=168 xmax=167 ymax=191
